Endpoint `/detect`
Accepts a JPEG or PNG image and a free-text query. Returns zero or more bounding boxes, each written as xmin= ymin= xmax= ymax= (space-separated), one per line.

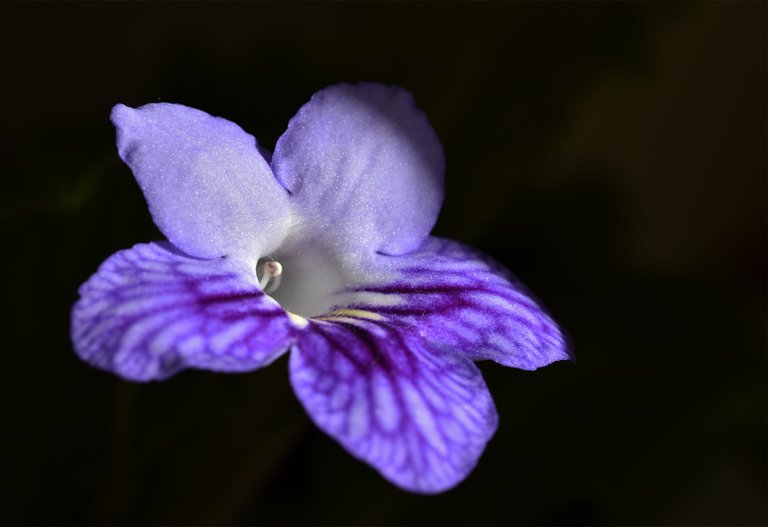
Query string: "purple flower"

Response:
xmin=71 ymin=83 xmax=571 ymax=493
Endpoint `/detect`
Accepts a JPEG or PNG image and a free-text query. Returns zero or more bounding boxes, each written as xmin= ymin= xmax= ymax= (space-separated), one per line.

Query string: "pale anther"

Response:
xmin=258 ymin=259 xmax=283 ymax=293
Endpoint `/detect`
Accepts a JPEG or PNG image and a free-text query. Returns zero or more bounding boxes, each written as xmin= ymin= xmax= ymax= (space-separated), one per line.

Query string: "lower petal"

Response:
xmin=290 ymin=318 xmax=497 ymax=494
xmin=71 ymin=242 xmax=294 ymax=381
xmin=352 ymin=237 xmax=572 ymax=370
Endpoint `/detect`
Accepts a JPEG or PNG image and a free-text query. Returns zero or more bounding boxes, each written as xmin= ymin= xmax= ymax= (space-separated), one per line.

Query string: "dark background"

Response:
xmin=1 ymin=2 xmax=765 ymax=525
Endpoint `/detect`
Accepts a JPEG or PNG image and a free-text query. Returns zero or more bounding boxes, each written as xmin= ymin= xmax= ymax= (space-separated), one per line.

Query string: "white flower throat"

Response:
xmin=254 ymin=245 xmax=359 ymax=318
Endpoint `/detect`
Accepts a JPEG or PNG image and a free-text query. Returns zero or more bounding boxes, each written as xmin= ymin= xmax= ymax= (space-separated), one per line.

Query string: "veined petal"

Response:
xmin=112 ymin=103 xmax=291 ymax=263
xmin=290 ymin=319 xmax=497 ymax=493
xmin=71 ymin=243 xmax=294 ymax=381
xmin=272 ymin=83 xmax=444 ymax=256
xmin=351 ymin=237 xmax=571 ymax=370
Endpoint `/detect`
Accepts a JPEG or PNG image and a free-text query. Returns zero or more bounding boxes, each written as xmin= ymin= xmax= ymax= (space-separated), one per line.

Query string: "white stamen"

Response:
xmin=258 ymin=260 xmax=283 ymax=293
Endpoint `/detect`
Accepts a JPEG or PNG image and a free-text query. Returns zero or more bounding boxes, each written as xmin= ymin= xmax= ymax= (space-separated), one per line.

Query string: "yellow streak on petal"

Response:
xmin=315 ymin=309 xmax=385 ymax=321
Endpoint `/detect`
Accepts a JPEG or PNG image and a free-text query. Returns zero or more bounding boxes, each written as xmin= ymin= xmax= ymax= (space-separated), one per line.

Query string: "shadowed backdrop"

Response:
xmin=0 ymin=2 xmax=765 ymax=525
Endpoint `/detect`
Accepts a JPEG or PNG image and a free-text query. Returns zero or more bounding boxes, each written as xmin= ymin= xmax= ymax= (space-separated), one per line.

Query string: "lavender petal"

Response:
xmin=290 ymin=319 xmax=497 ymax=494
xmin=71 ymin=242 xmax=294 ymax=381
xmin=111 ymin=103 xmax=291 ymax=262
xmin=353 ymin=237 xmax=572 ymax=370
xmin=272 ymin=83 xmax=445 ymax=256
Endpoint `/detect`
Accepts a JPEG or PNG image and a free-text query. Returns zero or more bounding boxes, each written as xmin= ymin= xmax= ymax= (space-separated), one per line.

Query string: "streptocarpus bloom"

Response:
xmin=72 ymin=83 xmax=571 ymax=493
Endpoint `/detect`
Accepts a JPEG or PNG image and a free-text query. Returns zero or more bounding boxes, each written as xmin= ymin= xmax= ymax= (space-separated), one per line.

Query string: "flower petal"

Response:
xmin=112 ymin=103 xmax=292 ymax=263
xmin=71 ymin=243 xmax=294 ymax=381
xmin=290 ymin=319 xmax=497 ymax=493
xmin=272 ymin=83 xmax=444 ymax=256
xmin=351 ymin=237 xmax=572 ymax=370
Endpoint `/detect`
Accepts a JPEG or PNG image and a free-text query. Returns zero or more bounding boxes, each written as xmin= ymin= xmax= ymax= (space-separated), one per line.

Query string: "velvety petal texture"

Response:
xmin=72 ymin=243 xmax=294 ymax=381
xmin=112 ymin=103 xmax=292 ymax=263
xmin=351 ymin=237 xmax=571 ymax=370
xmin=290 ymin=317 xmax=497 ymax=493
xmin=272 ymin=83 xmax=445 ymax=256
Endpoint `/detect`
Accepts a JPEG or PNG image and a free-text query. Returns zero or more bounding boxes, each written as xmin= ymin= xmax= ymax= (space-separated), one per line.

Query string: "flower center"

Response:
xmin=255 ymin=244 xmax=355 ymax=318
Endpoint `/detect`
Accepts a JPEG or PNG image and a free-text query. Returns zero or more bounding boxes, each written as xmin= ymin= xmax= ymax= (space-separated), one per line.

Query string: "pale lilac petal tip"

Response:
xmin=290 ymin=320 xmax=497 ymax=494
xmin=112 ymin=103 xmax=291 ymax=263
xmin=272 ymin=83 xmax=445 ymax=256
xmin=72 ymin=243 xmax=294 ymax=381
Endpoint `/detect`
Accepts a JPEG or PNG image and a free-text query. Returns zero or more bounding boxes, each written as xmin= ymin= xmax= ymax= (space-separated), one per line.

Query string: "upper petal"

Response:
xmin=71 ymin=242 xmax=295 ymax=381
xmin=271 ymin=83 xmax=445 ymax=256
xmin=112 ymin=103 xmax=292 ymax=263
xmin=290 ymin=318 xmax=497 ymax=493
xmin=348 ymin=237 xmax=572 ymax=370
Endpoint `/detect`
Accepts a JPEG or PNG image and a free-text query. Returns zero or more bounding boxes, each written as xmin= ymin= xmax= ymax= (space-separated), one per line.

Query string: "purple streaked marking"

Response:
xmin=72 ymin=242 xmax=294 ymax=381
